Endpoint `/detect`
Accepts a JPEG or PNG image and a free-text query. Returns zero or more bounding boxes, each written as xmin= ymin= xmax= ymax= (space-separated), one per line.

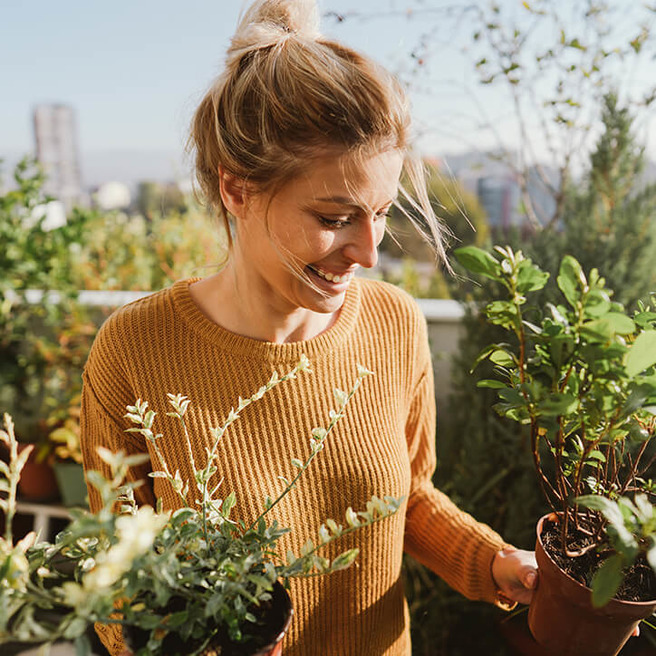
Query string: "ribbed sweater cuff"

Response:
xmin=404 ymin=488 xmax=507 ymax=605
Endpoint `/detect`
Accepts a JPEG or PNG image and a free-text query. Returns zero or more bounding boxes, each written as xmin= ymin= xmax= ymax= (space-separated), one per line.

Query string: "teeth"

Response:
xmin=311 ymin=266 xmax=351 ymax=284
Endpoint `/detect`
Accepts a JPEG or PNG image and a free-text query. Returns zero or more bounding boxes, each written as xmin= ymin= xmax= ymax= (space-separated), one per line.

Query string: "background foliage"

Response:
xmin=0 ymin=160 xmax=225 ymax=451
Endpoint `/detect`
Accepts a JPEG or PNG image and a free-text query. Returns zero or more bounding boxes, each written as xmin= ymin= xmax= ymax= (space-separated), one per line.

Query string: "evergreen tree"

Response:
xmin=530 ymin=93 xmax=656 ymax=310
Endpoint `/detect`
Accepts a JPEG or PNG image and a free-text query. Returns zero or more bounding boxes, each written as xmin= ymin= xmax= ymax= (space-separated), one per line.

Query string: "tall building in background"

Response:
xmin=33 ymin=104 xmax=84 ymax=210
xmin=476 ymin=176 xmax=521 ymax=229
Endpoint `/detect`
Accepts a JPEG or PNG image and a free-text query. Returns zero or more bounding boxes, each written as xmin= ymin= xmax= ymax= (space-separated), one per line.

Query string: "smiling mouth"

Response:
xmin=307 ymin=265 xmax=356 ymax=285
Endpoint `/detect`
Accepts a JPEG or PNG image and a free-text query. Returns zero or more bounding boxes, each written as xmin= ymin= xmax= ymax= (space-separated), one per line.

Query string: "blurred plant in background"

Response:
xmin=69 ymin=205 xmax=225 ymax=292
xmin=0 ymin=158 xmax=92 ymax=446
xmin=0 ymin=158 xmax=226 ymax=468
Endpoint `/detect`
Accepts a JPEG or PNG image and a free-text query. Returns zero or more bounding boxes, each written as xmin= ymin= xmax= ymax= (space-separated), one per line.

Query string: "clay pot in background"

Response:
xmin=15 ymin=443 xmax=59 ymax=502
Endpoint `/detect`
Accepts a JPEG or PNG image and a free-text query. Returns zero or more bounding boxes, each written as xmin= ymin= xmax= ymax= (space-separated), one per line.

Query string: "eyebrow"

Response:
xmin=314 ymin=195 xmax=361 ymax=207
xmin=314 ymin=195 xmax=396 ymax=208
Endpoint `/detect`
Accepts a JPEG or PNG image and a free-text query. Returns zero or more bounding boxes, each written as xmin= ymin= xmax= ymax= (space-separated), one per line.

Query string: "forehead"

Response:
xmin=287 ymin=149 xmax=404 ymax=205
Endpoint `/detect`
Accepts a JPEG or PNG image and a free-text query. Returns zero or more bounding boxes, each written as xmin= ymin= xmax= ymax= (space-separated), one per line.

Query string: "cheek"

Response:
xmin=296 ymin=230 xmax=337 ymax=257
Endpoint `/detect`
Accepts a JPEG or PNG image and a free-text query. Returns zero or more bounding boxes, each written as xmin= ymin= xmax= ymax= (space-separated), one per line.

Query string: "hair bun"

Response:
xmin=227 ymin=0 xmax=321 ymax=66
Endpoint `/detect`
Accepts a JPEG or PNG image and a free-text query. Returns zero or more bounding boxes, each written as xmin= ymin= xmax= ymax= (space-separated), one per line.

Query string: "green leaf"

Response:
xmin=476 ymin=379 xmax=507 ymax=389
xmin=584 ymin=289 xmax=612 ymax=317
xmin=223 ymin=491 xmax=236 ymax=517
xmin=587 ymin=450 xmax=606 ymax=463
xmin=470 ymin=344 xmax=503 ymax=372
xmin=538 ymin=394 xmax=577 ymax=416
xmin=497 ymin=387 xmax=526 ymax=406
xmin=633 ymin=494 xmax=653 ymax=523
xmin=577 ymin=495 xmax=638 ymax=553
xmin=557 ymin=256 xmax=585 ymax=308
xmin=591 ymin=554 xmax=623 ymax=607
xmin=453 ymin=246 xmax=501 ymax=280
xmin=330 ymin=548 xmax=360 ymax=571
xmin=580 ymin=319 xmax=615 ymax=342
xmin=634 ymin=311 xmax=656 ymax=329
xmin=489 ymin=349 xmax=515 ymax=367
xmin=516 ymin=261 xmax=549 ymax=293
xmin=63 ymin=617 xmax=88 ymax=640
xmin=166 ymin=611 xmax=190 ymax=629
xmin=626 ymin=331 xmax=656 ymax=377
xmin=647 ymin=542 xmax=656 ymax=574
xmin=605 ymin=313 xmax=636 ymax=335
xmin=576 ymin=494 xmax=616 ymax=514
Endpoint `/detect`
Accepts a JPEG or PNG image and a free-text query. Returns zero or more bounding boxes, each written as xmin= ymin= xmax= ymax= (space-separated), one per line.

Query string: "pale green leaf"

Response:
xmin=330 ymin=548 xmax=360 ymax=571
xmin=454 ymin=246 xmax=502 ymax=280
xmin=557 ymin=256 xmax=585 ymax=308
xmin=626 ymin=330 xmax=656 ymax=377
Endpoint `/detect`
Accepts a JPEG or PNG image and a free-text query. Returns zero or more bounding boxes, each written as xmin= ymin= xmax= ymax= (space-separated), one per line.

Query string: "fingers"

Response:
xmin=506 ymin=548 xmax=539 ymax=590
xmin=492 ymin=547 xmax=539 ymax=605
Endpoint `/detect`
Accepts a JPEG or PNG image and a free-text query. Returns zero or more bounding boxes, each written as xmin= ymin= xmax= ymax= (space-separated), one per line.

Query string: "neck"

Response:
xmin=190 ymin=265 xmax=338 ymax=344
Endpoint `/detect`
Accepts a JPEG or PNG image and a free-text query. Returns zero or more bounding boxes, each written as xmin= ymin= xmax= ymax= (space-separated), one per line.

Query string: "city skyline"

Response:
xmin=3 ymin=1 xmax=655 ymax=188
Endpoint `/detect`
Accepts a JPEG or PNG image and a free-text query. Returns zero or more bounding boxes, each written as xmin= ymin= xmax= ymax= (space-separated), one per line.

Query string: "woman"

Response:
xmin=80 ymin=1 xmax=537 ymax=654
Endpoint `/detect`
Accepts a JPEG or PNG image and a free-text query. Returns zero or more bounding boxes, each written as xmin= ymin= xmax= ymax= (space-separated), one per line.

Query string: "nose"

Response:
xmin=343 ymin=218 xmax=383 ymax=269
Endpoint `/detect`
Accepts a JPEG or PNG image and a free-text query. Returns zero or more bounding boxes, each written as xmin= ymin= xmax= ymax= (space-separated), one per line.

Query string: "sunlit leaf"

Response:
xmin=626 ymin=330 xmax=656 ymax=377
xmin=557 ymin=256 xmax=585 ymax=308
xmin=454 ymin=246 xmax=502 ymax=280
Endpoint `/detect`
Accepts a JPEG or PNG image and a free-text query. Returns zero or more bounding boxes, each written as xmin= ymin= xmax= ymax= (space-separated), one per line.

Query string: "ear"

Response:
xmin=218 ymin=167 xmax=249 ymax=219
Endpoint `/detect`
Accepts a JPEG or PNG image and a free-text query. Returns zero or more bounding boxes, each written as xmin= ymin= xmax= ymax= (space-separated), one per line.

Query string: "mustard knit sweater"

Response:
xmin=80 ymin=277 xmax=507 ymax=656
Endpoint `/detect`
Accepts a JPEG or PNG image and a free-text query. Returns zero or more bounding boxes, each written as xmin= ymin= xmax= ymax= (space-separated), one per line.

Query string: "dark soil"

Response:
xmin=124 ymin=582 xmax=292 ymax=656
xmin=541 ymin=519 xmax=656 ymax=603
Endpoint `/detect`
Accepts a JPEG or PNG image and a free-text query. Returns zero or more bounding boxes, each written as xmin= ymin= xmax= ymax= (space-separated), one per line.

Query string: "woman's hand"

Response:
xmin=492 ymin=546 xmax=538 ymax=605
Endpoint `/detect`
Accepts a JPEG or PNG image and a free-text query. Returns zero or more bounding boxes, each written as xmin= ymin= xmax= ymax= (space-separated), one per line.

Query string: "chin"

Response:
xmin=301 ymin=290 xmax=347 ymax=314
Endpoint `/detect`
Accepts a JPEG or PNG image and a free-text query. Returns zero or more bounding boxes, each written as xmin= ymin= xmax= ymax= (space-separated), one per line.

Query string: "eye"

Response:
xmin=317 ymin=215 xmax=351 ymax=229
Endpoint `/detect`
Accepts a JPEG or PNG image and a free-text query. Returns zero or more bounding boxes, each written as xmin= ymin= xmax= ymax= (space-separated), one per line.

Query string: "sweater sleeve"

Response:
xmin=79 ymin=319 xmax=155 ymax=513
xmin=402 ymin=315 xmax=507 ymax=605
xmin=79 ymin=319 xmax=155 ymax=656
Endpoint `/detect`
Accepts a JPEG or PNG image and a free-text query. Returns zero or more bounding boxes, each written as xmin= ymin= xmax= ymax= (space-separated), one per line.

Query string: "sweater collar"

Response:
xmin=171 ymin=276 xmax=361 ymax=363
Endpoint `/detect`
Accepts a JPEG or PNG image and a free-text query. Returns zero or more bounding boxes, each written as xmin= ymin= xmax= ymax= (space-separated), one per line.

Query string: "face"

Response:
xmin=233 ymin=149 xmax=404 ymax=316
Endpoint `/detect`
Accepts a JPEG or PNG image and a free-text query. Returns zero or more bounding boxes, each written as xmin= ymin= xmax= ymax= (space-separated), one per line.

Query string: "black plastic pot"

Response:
xmin=124 ymin=580 xmax=293 ymax=656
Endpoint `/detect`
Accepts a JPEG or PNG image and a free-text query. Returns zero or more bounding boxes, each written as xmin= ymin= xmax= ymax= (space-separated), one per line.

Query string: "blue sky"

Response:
xmin=2 ymin=1 xmax=654 ymax=185
xmin=1 ymin=2 xmax=433 ymax=153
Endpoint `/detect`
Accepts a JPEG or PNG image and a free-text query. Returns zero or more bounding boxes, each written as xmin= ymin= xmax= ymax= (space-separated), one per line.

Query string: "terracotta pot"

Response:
xmin=528 ymin=514 xmax=656 ymax=656
xmin=15 ymin=443 xmax=59 ymax=502
xmin=124 ymin=580 xmax=293 ymax=656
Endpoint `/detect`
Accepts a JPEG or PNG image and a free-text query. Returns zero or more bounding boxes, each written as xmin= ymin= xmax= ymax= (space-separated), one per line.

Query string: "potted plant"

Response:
xmin=455 ymin=245 xmax=656 ymax=656
xmin=0 ymin=357 xmax=402 ymax=655
xmin=47 ymin=396 xmax=88 ymax=508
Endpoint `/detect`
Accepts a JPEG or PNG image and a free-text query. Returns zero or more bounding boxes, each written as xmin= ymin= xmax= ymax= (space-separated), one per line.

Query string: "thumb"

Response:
xmin=522 ymin=568 xmax=538 ymax=589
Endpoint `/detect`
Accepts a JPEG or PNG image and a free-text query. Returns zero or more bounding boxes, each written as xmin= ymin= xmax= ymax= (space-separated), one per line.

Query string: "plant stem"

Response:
xmin=2 ymin=415 xmax=20 ymax=544
xmin=197 ymin=365 xmax=308 ymax=540
xmin=246 ymin=381 xmax=361 ymax=534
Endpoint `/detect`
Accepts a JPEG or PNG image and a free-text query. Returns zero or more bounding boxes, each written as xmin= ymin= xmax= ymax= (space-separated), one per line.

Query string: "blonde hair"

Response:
xmin=188 ymin=0 xmax=450 ymax=267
